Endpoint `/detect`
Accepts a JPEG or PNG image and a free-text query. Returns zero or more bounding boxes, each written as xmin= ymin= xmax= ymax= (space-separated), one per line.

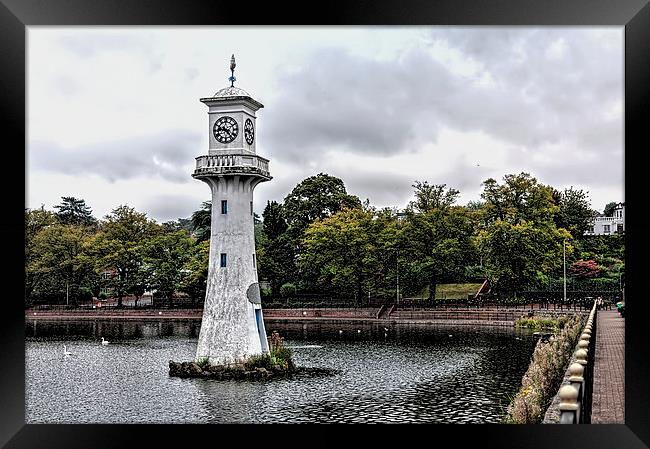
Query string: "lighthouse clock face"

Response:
xmin=244 ymin=118 xmax=255 ymax=145
xmin=213 ymin=116 xmax=239 ymax=143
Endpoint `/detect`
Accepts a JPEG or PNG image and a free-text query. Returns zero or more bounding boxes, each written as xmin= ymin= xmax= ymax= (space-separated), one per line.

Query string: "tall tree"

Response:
xmin=191 ymin=201 xmax=212 ymax=242
xmin=180 ymin=239 xmax=210 ymax=305
xmin=258 ymin=201 xmax=294 ymax=294
xmin=54 ymin=197 xmax=97 ymax=226
xmin=262 ymin=201 xmax=288 ymax=239
xmin=25 ymin=207 xmax=59 ymax=302
xmin=603 ymin=201 xmax=618 ymax=217
xmin=301 ymin=208 xmax=380 ymax=302
xmin=478 ymin=220 xmax=571 ymax=297
xmin=400 ymin=206 xmax=476 ymax=299
xmin=481 ymin=173 xmax=558 ymax=225
xmin=553 ymin=187 xmax=596 ymax=237
xmin=283 ymin=173 xmax=361 ymax=234
xmin=142 ymin=231 xmax=194 ymax=307
xmin=91 ymin=205 xmax=161 ymax=307
xmin=28 ymin=224 xmax=95 ymax=304
xmin=408 ymin=181 xmax=460 ymax=213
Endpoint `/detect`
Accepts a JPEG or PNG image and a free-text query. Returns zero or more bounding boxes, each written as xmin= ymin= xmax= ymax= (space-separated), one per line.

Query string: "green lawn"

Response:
xmin=412 ymin=283 xmax=483 ymax=300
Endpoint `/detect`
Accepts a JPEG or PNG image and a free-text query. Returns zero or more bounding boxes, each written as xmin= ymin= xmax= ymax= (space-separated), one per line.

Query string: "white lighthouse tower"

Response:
xmin=193 ymin=55 xmax=271 ymax=365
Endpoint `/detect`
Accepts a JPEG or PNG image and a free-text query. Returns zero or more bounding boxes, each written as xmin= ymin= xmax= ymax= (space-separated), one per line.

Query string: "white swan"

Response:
xmin=63 ymin=345 xmax=72 ymax=356
xmin=101 ymin=337 xmax=110 ymax=346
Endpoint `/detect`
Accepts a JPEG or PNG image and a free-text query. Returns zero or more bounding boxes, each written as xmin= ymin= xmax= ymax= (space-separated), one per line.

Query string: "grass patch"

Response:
xmin=243 ymin=331 xmax=295 ymax=371
xmin=416 ymin=283 xmax=483 ymax=300
xmin=515 ymin=315 xmax=572 ymax=332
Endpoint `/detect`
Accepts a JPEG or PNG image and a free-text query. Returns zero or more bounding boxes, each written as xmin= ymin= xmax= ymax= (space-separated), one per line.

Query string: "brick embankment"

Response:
xmin=27 ymin=306 xmax=584 ymax=325
xmin=591 ymin=310 xmax=625 ymax=424
xmin=26 ymin=309 xmax=203 ymax=320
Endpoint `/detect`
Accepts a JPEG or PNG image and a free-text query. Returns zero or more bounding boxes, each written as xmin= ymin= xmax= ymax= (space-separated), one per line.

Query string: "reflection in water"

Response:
xmin=26 ymin=319 xmax=535 ymax=423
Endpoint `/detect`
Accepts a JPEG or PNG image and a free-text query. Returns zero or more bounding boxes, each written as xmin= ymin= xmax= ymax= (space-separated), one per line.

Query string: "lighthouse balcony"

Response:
xmin=193 ymin=154 xmax=271 ymax=179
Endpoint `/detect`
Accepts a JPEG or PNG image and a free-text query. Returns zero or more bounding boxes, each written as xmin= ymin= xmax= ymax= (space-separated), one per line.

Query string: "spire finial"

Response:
xmin=229 ymin=54 xmax=236 ymax=87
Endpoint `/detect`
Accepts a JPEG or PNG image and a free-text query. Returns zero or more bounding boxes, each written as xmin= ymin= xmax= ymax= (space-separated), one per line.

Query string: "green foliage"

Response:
xmin=603 ymin=201 xmax=618 ymax=217
xmin=54 ymin=196 xmax=97 ymax=227
xmin=553 ymin=187 xmax=596 ymax=236
xmin=505 ymin=315 xmax=584 ymax=423
xmin=514 ymin=317 xmax=561 ymax=332
xmin=142 ymin=231 xmax=194 ymax=305
xmin=243 ymin=332 xmax=294 ymax=371
xmin=400 ymin=203 xmax=477 ymax=299
xmin=283 ymin=172 xmax=361 ymax=234
xmin=408 ymin=181 xmax=460 ymax=213
xmin=481 ymin=173 xmax=559 ymax=225
xmin=190 ymin=201 xmax=212 ymax=243
xmin=90 ymin=205 xmax=162 ymax=307
xmin=279 ymin=283 xmax=297 ymax=297
xmin=196 ymin=357 xmax=210 ymax=370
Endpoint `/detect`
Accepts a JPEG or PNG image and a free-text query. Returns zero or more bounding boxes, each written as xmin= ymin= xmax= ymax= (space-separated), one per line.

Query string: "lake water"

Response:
xmin=26 ymin=319 xmax=536 ymax=423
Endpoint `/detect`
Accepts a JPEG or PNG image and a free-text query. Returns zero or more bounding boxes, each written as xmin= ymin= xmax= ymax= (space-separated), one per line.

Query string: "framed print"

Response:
xmin=2 ymin=0 xmax=649 ymax=447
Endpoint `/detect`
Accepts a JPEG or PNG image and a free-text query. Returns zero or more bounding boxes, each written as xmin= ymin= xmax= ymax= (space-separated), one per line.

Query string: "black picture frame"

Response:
xmin=1 ymin=0 xmax=649 ymax=447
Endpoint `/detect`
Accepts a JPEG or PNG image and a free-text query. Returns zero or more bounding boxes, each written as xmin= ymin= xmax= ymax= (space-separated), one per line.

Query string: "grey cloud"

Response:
xmin=31 ymin=130 xmax=201 ymax=183
xmin=141 ymin=194 xmax=204 ymax=222
xmin=264 ymin=29 xmax=622 ymax=182
xmin=59 ymin=34 xmax=154 ymax=58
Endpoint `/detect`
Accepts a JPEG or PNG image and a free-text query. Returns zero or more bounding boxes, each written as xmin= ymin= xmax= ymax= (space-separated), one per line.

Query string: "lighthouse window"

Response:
xmin=250 ymin=201 xmax=253 ymax=215
xmin=221 ymin=200 xmax=228 ymax=214
xmin=253 ymin=253 xmax=256 ymax=268
xmin=220 ymin=253 xmax=227 ymax=267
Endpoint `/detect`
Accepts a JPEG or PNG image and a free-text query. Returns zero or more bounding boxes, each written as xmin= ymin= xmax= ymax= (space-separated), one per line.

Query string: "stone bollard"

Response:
xmin=559 ymin=384 xmax=580 ymax=424
xmin=578 ymin=339 xmax=589 ymax=354
xmin=568 ymin=362 xmax=585 ymax=404
xmin=576 ymin=348 xmax=588 ymax=367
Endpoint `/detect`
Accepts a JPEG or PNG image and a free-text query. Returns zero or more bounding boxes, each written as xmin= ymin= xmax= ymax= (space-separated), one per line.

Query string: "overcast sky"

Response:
xmin=27 ymin=26 xmax=623 ymax=223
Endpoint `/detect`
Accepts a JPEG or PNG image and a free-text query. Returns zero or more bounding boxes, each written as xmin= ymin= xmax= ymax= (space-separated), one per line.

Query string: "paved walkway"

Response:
xmin=591 ymin=309 xmax=625 ymax=423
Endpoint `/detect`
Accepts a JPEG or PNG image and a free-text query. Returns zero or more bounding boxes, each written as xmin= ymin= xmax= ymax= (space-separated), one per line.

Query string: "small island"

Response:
xmin=169 ymin=331 xmax=339 ymax=380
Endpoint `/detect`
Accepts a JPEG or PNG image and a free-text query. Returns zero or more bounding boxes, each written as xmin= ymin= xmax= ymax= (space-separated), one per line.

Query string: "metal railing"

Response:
xmin=558 ymin=300 xmax=598 ymax=424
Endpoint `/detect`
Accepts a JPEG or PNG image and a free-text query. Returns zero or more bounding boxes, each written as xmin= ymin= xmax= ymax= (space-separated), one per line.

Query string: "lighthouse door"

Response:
xmin=255 ymin=308 xmax=268 ymax=353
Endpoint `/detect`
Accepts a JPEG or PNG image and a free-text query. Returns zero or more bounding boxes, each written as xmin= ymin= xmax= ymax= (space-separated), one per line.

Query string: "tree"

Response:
xmin=262 ymin=201 xmax=288 ymax=239
xmin=569 ymin=260 xmax=603 ymax=279
xmin=301 ymin=208 xmax=379 ymax=302
xmin=180 ymin=239 xmax=210 ymax=305
xmin=408 ymin=181 xmax=460 ymax=213
xmin=142 ymin=231 xmax=194 ymax=307
xmin=400 ymin=206 xmax=476 ymax=299
xmin=258 ymin=201 xmax=294 ymax=295
xmin=91 ymin=206 xmax=161 ymax=307
xmin=54 ymin=197 xmax=97 ymax=227
xmin=191 ymin=201 xmax=212 ymax=242
xmin=28 ymin=224 xmax=95 ymax=304
xmin=478 ymin=220 xmax=572 ymax=297
xmin=553 ymin=187 xmax=596 ymax=237
xmin=283 ymin=173 xmax=361 ymax=234
xmin=25 ymin=207 xmax=59 ymax=302
xmin=481 ymin=173 xmax=559 ymax=225
xmin=603 ymin=202 xmax=618 ymax=217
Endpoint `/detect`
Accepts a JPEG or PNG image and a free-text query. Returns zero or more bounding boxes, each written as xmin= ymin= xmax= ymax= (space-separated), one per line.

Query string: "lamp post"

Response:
xmin=563 ymin=239 xmax=567 ymax=303
xmin=395 ymin=211 xmax=407 ymax=306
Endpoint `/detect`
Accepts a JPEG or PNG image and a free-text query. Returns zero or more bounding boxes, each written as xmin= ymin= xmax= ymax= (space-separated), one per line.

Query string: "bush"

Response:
xmin=243 ymin=331 xmax=295 ymax=371
xmin=504 ymin=314 xmax=585 ymax=423
xmin=261 ymin=288 xmax=273 ymax=298
xmin=98 ymin=292 xmax=107 ymax=300
xmin=77 ymin=287 xmax=93 ymax=302
xmin=280 ymin=283 xmax=297 ymax=298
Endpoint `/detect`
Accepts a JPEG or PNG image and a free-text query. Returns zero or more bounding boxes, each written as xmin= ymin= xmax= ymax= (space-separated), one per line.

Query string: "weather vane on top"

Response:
xmin=229 ymin=54 xmax=236 ymax=87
